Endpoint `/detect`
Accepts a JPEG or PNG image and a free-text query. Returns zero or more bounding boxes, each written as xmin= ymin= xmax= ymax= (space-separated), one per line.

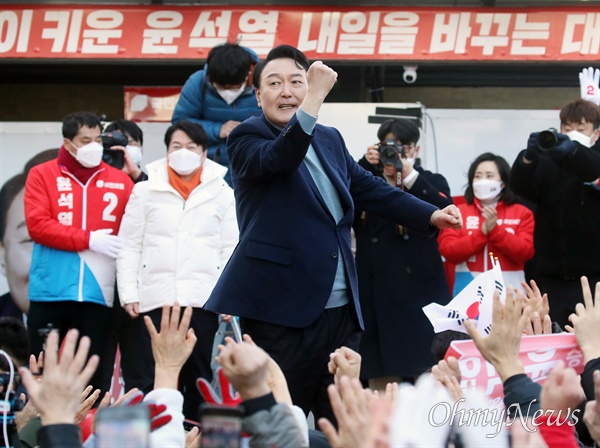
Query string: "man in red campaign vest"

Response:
xmin=24 ymin=111 xmax=133 ymax=393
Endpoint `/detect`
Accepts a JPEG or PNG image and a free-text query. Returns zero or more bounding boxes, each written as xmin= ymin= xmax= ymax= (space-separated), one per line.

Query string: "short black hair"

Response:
xmin=104 ymin=120 xmax=144 ymax=145
xmin=206 ymin=43 xmax=254 ymax=86
xmin=560 ymin=99 xmax=600 ymax=129
xmin=431 ymin=330 xmax=471 ymax=363
xmin=253 ymin=45 xmax=310 ymax=89
xmin=377 ymin=118 xmax=420 ymax=144
xmin=0 ymin=317 xmax=29 ymax=368
xmin=62 ymin=112 xmax=102 ymax=140
xmin=464 ymin=152 xmax=518 ymax=205
xmin=164 ymin=120 xmax=209 ymax=150
xmin=0 ymin=174 xmax=26 ymax=242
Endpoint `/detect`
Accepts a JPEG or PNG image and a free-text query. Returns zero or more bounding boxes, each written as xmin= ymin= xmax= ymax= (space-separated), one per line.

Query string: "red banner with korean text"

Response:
xmin=445 ymin=333 xmax=585 ymax=407
xmin=1 ymin=5 xmax=598 ymax=61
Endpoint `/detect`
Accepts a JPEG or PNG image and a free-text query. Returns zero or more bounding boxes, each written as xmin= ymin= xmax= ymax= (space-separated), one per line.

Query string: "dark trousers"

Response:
xmin=537 ymin=274 xmax=600 ymax=329
xmin=138 ymin=306 xmax=219 ymax=420
xmin=100 ymin=298 xmax=154 ymax=394
xmin=28 ymin=301 xmax=111 ymax=393
xmin=240 ymin=304 xmax=361 ymax=426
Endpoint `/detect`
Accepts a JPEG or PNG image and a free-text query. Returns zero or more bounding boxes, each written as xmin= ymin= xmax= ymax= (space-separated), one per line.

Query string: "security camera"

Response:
xmin=402 ymin=65 xmax=418 ymax=84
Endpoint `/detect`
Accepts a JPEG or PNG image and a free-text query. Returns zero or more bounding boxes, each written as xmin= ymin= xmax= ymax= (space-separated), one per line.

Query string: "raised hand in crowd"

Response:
xmin=144 ymin=302 xmax=197 ymax=390
xmin=216 ymin=337 xmax=271 ymax=400
xmin=19 ymin=329 xmax=99 ymax=426
xmin=566 ymin=276 xmax=600 ymax=363
xmin=464 ymin=287 xmax=530 ymax=382
xmin=540 ymin=361 xmax=585 ymax=418
xmin=431 ymin=355 xmax=462 ymax=384
xmin=14 ymin=352 xmax=44 ymax=430
xmin=584 ymin=370 xmax=600 ymax=445
xmin=521 ymin=280 xmax=553 ymax=335
xmin=185 ymin=426 xmax=201 ymax=448
xmin=74 ymin=385 xmax=102 ymax=424
xmin=537 ymin=361 xmax=585 ymax=447
xmin=521 ymin=279 xmax=550 ymax=320
xmin=365 ymin=394 xmax=392 ymax=448
xmin=242 ymin=334 xmax=292 ymax=405
xmin=216 ymin=337 xmax=308 ymax=448
xmin=318 ymin=376 xmax=373 ymax=448
xmin=384 ymin=381 xmax=399 ymax=406
xmin=328 ymin=346 xmax=362 ymax=385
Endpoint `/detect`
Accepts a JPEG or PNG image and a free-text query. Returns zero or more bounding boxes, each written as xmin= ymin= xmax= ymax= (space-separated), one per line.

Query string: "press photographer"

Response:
xmin=101 ymin=130 xmax=127 ymax=171
xmin=354 ymin=118 xmax=452 ymax=389
xmin=510 ymin=98 xmax=600 ymax=330
xmin=104 ymin=119 xmax=148 ymax=183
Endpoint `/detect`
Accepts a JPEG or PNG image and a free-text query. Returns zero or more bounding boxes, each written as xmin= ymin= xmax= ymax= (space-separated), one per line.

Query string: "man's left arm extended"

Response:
xmin=345 ymin=147 xmax=459 ymax=233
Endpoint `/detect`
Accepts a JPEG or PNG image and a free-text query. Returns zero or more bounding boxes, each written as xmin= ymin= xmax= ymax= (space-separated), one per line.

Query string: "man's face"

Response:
xmin=63 ymin=125 xmax=102 ymax=153
xmin=0 ymin=189 xmax=32 ymax=313
xmin=561 ymin=119 xmax=600 ymax=146
xmin=561 ymin=119 xmax=595 ymax=137
xmin=124 ymin=131 xmax=142 ymax=148
xmin=256 ymin=58 xmax=307 ymax=129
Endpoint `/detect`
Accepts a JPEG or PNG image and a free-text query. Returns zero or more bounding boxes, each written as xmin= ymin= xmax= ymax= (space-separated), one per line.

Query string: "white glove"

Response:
xmin=89 ymin=229 xmax=123 ymax=259
xmin=579 ymin=66 xmax=600 ymax=105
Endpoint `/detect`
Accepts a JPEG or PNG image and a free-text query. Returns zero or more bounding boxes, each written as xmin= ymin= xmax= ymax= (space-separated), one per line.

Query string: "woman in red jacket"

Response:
xmin=438 ymin=152 xmax=534 ymax=296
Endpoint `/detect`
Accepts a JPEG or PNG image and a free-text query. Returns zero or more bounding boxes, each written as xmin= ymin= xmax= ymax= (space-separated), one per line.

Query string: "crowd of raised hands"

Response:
xmin=6 ymin=276 xmax=600 ymax=448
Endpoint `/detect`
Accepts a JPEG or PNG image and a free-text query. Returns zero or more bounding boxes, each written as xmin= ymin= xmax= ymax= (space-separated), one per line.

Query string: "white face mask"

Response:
xmin=126 ymin=145 xmax=143 ymax=166
xmin=566 ymin=130 xmax=591 ymax=147
xmin=473 ymin=179 xmax=503 ymax=201
xmin=69 ymin=141 xmax=103 ymax=168
xmin=168 ymin=148 xmax=202 ymax=176
xmin=406 ymin=156 xmax=416 ymax=167
xmin=215 ymin=83 xmax=246 ymax=105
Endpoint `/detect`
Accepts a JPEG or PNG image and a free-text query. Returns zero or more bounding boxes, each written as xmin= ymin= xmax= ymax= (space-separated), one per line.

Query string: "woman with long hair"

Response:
xmin=438 ymin=152 xmax=534 ymax=295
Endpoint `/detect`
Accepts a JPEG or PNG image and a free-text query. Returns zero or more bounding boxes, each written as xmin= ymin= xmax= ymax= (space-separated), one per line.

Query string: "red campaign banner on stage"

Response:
xmin=445 ymin=333 xmax=585 ymax=405
xmin=1 ymin=5 xmax=598 ymax=61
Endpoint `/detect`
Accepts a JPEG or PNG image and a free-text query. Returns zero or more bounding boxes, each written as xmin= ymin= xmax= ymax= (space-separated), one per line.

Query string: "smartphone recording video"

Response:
xmin=199 ymin=404 xmax=244 ymax=448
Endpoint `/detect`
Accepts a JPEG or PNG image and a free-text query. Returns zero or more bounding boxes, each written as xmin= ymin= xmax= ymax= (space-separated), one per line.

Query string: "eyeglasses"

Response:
xmin=400 ymin=143 xmax=416 ymax=152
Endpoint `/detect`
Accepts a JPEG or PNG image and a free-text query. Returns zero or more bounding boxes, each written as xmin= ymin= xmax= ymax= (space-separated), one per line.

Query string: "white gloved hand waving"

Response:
xmin=89 ymin=229 xmax=123 ymax=259
xmin=579 ymin=66 xmax=600 ymax=106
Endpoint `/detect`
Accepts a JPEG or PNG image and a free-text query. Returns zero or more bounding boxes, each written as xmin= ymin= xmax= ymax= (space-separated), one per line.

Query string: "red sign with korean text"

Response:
xmin=1 ymin=5 xmax=598 ymax=61
xmin=446 ymin=333 xmax=585 ymax=406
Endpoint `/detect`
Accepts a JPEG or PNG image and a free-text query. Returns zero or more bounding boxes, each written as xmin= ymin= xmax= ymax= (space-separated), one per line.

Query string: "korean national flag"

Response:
xmin=422 ymin=259 xmax=505 ymax=335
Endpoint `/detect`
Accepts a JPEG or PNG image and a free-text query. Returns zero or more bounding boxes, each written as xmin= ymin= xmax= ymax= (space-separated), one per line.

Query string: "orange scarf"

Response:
xmin=167 ymin=165 xmax=202 ymax=200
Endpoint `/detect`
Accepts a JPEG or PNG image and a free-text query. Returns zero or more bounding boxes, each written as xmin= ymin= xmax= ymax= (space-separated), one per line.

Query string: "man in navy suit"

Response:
xmin=204 ymin=45 xmax=462 ymax=425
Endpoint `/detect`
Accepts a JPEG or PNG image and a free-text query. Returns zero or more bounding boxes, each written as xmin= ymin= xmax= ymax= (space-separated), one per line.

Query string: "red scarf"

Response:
xmin=57 ymin=146 xmax=103 ymax=185
xmin=167 ymin=165 xmax=202 ymax=200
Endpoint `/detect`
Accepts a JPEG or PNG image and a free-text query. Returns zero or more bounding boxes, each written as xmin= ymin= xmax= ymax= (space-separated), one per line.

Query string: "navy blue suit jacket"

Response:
xmin=204 ymin=114 xmax=438 ymax=329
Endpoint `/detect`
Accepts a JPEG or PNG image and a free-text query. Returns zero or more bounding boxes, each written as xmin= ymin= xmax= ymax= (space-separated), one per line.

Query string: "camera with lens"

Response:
xmin=378 ymin=139 xmax=405 ymax=166
xmin=101 ymin=131 xmax=128 ymax=169
xmin=536 ymin=129 xmax=559 ymax=152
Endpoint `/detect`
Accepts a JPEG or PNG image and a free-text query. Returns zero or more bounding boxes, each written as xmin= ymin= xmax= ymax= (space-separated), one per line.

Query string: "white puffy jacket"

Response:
xmin=117 ymin=158 xmax=238 ymax=312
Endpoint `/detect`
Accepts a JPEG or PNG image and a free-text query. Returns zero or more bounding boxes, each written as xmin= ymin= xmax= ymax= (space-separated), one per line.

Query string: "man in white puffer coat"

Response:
xmin=117 ymin=120 xmax=238 ymax=420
